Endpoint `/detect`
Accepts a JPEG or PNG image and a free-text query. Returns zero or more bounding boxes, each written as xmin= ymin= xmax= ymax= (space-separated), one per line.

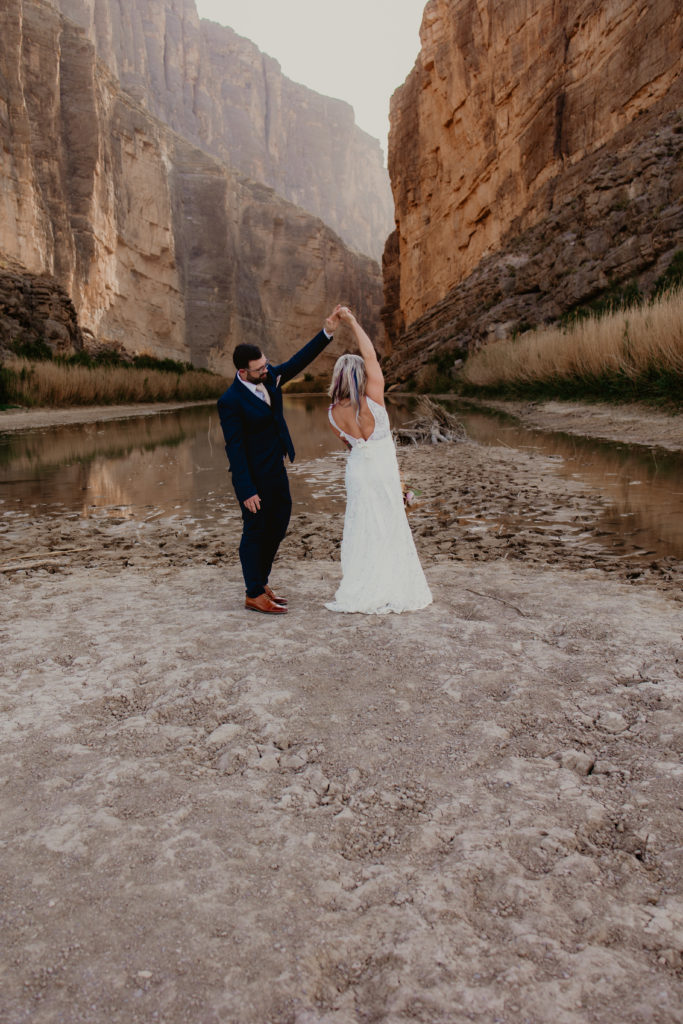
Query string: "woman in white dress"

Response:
xmin=325 ymin=306 xmax=433 ymax=615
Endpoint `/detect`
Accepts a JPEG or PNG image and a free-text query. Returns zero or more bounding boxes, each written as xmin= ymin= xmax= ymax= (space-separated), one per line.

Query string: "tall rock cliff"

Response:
xmin=383 ymin=0 xmax=683 ymax=377
xmin=52 ymin=0 xmax=393 ymax=261
xmin=0 ymin=0 xmax=384 ymax=371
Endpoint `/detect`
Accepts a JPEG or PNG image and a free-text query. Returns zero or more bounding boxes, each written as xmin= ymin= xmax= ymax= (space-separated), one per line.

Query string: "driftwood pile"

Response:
xmin=393 ymin=396 xmax=467 ymax=446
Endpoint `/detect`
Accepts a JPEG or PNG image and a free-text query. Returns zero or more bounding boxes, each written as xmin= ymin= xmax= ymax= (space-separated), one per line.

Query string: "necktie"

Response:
xmin=255 ymin=383 xmax=271 ymax=406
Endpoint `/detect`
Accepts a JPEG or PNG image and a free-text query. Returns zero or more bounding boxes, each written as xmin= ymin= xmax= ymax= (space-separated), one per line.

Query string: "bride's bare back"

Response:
xmin=328 ymin=307 xmax=384 ymax=444
xmin=330 ymin=395 xmax=378 ymax=441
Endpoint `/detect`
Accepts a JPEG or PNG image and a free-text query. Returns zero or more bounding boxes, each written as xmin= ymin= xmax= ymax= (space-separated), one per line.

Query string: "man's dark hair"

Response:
xmin=233 ymin=343 xmax=263 ymax=370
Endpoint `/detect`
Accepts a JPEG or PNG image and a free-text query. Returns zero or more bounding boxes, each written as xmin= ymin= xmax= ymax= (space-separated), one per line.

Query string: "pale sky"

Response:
xmin=195 ymin=0 xmax=426 ymax=157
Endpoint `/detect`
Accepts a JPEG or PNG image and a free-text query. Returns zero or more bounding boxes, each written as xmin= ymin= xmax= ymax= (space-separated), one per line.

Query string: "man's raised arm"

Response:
xmin=272 ymin=307 xmax=342 ymax=385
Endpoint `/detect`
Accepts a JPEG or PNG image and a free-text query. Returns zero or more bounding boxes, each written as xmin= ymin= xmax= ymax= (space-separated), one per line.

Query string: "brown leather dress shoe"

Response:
xmin=264 ymin=585 xmax=287 ymax=606
xmin=245 ymin=593 xmax=288 ymax=614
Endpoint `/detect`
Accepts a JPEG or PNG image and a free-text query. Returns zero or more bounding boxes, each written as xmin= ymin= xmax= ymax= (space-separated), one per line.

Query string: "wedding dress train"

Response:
xmin=325 ymin=397 xmax=433 ymax=615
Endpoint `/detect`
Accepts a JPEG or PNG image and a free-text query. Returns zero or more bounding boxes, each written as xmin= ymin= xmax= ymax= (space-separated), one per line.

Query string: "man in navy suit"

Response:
xmin=217 ymin=306 xmax=341 ymax=614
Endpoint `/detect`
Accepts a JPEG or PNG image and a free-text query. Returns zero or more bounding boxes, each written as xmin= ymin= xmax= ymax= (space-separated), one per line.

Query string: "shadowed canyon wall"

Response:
xmin=383 ymin=0 xmax=683 ymax=379
xmin=52 ymin=0 xmax=393 ymax=261
xmin=0 ymin=0 xmax=384 ymax=371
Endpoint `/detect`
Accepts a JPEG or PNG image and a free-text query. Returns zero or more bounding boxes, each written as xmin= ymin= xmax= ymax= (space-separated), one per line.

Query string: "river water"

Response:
xmin=1 ymin=397 xmax=682 ymax=561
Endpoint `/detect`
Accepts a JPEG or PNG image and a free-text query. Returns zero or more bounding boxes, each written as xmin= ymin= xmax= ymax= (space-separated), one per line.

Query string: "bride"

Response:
xmin=325 ymin=306 xmax=433 ymax=615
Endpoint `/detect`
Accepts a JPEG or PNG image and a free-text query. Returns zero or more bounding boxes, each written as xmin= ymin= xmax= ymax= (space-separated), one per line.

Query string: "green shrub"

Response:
xmin=560 ymin=280 xmax=642 ymax=328
xmin=10 ymin=336 xmax=53 ymax=361
xmin=651 ymin=250 xmax=683 ymax=301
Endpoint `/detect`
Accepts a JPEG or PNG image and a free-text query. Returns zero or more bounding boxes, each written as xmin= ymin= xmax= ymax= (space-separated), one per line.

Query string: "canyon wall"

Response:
xmin=0 ymin=256 xmax=84 ymax=356
xmin=383 ymin=0 xmax=683 ymax=375
xmin=52 ymin=0 xmax=393 ymax=261
xmin=0 ymin=0 xmax=383 ymax=371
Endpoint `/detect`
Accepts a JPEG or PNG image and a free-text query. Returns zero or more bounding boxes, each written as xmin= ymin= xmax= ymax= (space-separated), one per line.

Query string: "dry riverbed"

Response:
xmin=1 ymin=405 xmax=682 ymax=1024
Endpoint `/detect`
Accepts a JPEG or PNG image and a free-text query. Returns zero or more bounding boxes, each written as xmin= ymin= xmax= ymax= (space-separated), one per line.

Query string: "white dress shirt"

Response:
xmin=238 ymin=376 xmax=270 ymax=403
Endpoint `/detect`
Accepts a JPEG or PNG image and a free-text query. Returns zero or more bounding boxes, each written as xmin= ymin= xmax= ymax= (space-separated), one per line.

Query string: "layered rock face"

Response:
xmin=387 ymin=105 xmax=683 ymax=383
xmin=384 ymin=0 xmax=683 ymax=372
xmin=169 ymin=145 xmax=384 ymax=373
xmin=0 ymin=0 xmax=383 ymax=370
xmin=0 ymin=257 xmax=84 ymax=356
xmin=52 ymin=0 xmax=393 ymax=261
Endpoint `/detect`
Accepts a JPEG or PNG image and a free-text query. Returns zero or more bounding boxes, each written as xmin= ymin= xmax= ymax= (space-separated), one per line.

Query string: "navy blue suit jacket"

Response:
xmin=217 ymin=330 xmax=332 ymax=502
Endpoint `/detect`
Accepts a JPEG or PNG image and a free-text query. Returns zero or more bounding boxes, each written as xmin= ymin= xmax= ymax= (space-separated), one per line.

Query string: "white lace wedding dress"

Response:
xmin=325 ymin=397 xmax=433 ymax=615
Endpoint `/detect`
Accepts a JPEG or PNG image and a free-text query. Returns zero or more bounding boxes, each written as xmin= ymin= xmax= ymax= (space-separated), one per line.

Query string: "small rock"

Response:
xmin=597 ymin=711 xmax=628 ymax=734
xmin=584 ymin=802 xmax=608 ymax=828
xmin=334 ymin=806 xmax=355 ymax=821
xmin=263 ymin=726 xmax=292 ymax=750
xmin=553 ymin=853 xmax=601 ymax=881
xmin=592 ymin=760 xmax=630 ymax=778
xmin=256 ymin=748 xmax=280 ymax=771
xmin=570 ymin=898 xmax=593 ymax=923
xmin=280 ymin=753 xmax=307 ymax=771
xmin=657 ymin=948 xmax=682 ymax=969
xmin=560 ymin=750 xmax=595 ymax=776
xmin=217 ymin=746 xmax=249 ymax=774
xmin=306 ymin=768 xmax=330 ymax=797
xmin=206 ymin=723 xmax=241 ymax=746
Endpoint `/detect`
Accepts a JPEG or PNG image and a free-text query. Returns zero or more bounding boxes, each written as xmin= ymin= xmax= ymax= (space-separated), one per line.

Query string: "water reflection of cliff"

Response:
xmin=0 ymin=400 xmax=362 ymax=518
xmin=0 ymin=407 xmax=217 ymax=516
xmin=453 ymin=406 xmax=683 ymax=559
xmin=0 ymin=408 xmax=208 ymax=472
xmin=1 ymin=399 xmax=682 ymax=560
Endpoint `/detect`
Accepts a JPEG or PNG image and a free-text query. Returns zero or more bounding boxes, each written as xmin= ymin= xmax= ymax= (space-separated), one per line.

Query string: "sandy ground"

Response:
xmin=1 ymin=408 xmax=682 ymax=1023
xmin=0 ymin=400 xmax=215 ymax=433
xmin=466 ymin=399 xmax=683 ymax=453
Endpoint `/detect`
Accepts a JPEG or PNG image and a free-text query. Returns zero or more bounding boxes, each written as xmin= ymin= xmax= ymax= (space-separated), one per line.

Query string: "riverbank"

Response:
xmin=458 ymin=398 xmax=683 ymax=453
xmin=3 ymin=394 xmax=683 ymax=453
xmin=2 ymin=436 xmax=682 ymax=1023
xmin=0 ymin=354 xmax=228 ymax=408
xmin=0 ymin=398 xmax=217 ymax=432
xmin=458 ymin=288 xmax=683 ymax=408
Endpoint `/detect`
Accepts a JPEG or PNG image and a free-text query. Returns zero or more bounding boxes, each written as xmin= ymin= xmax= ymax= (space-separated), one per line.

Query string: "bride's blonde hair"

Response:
xmin=328 ymin=354 xmax=367 ymax=421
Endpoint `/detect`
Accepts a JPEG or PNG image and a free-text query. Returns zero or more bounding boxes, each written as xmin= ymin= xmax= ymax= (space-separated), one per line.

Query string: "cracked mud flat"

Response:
xmin=1 ymin=436 xmax=682 ymax=1024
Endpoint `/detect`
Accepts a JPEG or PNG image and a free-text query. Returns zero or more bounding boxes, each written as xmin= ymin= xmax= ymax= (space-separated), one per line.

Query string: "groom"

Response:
xmin=217 ymin=307 xmax=341 ymax=614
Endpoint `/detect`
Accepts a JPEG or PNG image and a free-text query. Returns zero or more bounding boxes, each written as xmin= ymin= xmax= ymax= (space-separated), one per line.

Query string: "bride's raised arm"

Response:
xmin=338 ymin=307 xmax=384 ymax=402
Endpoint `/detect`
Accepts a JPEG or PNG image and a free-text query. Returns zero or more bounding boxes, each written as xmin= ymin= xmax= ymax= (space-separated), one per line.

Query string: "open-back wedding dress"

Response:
xmin=325 ymin=397 xmax=433 ymax=614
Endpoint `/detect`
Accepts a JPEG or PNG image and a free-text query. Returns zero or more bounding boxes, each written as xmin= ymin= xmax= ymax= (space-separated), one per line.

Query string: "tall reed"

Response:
xmin=1 ymin=359 xmax=229 ymax=407
xmin=461 ymin=290 xmax=683 ymax=403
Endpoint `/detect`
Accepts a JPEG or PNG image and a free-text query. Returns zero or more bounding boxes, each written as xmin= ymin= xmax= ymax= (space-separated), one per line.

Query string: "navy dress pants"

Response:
xmin=239 ymin=465 xmax=292 ymax=598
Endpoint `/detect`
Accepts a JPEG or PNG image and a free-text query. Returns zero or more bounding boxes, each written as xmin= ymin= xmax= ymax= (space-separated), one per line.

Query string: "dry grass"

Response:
xmin=1 ymin=359 xmax=228 ymax=408
xmin=461 ymin=291 xmax=683 ymax=396
xmin=282 ymin=375 xmax=329 ymax=394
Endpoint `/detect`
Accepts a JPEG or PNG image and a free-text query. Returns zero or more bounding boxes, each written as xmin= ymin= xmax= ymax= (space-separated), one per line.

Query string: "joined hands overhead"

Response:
xmin=325 ymin=304 xmax=358 ymax=333
xmin=337 ymin=305 xmax=357 ymax=326
xmin=324 ymin=306 xmax=342 ymax=334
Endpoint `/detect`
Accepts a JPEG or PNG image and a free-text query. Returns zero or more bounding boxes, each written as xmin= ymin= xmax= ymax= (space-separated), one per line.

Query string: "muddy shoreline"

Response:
xmin=456 ymin=397 xmax=683 ymax=453
xmin=2 ymin=395 xmax=682 ymax=453
xmin=0 ymin=398 xmax=216 ymax=433
xmin=2 ymin=419 xmax=682 ymax=1022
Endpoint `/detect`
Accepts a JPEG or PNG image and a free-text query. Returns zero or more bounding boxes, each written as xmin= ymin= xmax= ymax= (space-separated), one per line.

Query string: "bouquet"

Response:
xmin=402 ymin=482 xmax=422 ymax=509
